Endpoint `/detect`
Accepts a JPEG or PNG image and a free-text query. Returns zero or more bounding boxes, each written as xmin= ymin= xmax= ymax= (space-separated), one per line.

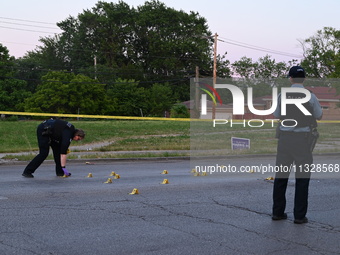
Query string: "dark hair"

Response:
xmin=74 ymin=129 xmax=85 ymax=138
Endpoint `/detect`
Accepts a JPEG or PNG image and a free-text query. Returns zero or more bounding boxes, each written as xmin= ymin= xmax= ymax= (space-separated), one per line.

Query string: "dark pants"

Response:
xmin=272 ymin=131 xmax=312 ymax=220
xmin=23 ymin=123 xmax=64 ymax=176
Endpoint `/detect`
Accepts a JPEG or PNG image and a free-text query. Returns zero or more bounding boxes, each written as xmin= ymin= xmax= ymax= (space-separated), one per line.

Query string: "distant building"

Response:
xmin=182 ymin=100 xmax=232 ymax=119
xmin=306 ymin=87 xmax=340 ymax=120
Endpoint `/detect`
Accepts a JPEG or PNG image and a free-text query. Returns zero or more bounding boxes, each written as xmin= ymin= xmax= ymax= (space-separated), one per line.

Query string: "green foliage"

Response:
xmin=24 ymin=71 xmax=109 ymax=114
xmin=0 ymin=44 xmax=31 ymax=111
xmin=231 ymin=55 xmax=292 ymax=98
xmin=216 ymin=52 xmax=231 ymax=78
xmin=232 ymin=56 xmax=257 ymax=79
xmin=32 ymin=0 xmax=213 ymax=78
xmin=232 ymin=55 xmax=290 ymax=79
xmin=170 ymin=103 xmax=189 ymax=118
xmin=106 ymin=78 xmax=146 ymax=116
xmin=146 ymin=83 xmax=174 ymax=116
xmin=3 ymin=5 xmax=340 ymax=118
xmin=301 ymin=27 xmax=340 ymax=78
xmin=0 ymin=115 xmax=19 ymax=121
xmin=14 ymin=52 xmax=49 ymax=93
xmin=0 ymin=79 xmax=31 ymax=111
xmin=133 ymin=1 xmax=212 ymax=77
xmin=22 ymin=0 xmax=213 ymax=104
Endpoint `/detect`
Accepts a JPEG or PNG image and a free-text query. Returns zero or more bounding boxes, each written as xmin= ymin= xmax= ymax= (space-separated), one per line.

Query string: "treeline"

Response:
xmin=0 ymin=0 xmax=339 ymax=117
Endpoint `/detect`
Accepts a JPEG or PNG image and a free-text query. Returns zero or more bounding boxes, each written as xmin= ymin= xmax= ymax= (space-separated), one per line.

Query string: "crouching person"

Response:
xmin=22 ymin=119 xmax=85 ymax=178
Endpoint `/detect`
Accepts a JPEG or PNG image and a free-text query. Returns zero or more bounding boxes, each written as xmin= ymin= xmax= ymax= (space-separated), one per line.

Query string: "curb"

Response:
xmin=1 ymin=152 xmax=339 ymax=166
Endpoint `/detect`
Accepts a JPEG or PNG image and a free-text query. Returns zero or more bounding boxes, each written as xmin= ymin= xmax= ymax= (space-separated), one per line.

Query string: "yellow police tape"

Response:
xmin=0 ymin=111 xmax=191 ymax=122
xmin=0 ymin=111 xmax=339 ymax=123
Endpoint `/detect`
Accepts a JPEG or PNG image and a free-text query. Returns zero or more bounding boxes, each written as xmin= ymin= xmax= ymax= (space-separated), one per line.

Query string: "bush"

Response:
xmin=170 ymin=104 xmax=189 ymax=118
xmin=0 ymin=115 xmax=19 ymax=121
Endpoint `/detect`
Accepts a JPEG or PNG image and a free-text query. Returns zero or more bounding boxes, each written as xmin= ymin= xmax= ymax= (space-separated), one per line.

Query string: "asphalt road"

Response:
xmin=0 ymin=155 xmax=339 ymax=255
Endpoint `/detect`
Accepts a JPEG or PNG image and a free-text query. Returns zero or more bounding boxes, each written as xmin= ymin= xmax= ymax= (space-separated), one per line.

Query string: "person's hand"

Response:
xmin=62 ymin=167 xmax=71 ymax=176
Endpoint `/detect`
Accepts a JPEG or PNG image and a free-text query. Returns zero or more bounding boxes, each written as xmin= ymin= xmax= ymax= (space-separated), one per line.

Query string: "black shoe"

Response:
xmin=22 ymin=172 xmax=34 ymax=178
xmin=294 ymin=217 xmax=308 ymax=224
xmin=272 ymin=213 xmax=287 ymax=220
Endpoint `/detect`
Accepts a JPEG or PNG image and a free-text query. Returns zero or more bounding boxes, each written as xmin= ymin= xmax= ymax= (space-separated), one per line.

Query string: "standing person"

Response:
xmin=22 ymin=118 xmax=85 ymax=178
xmin=272 ymin=66 xmax=323 ymax=224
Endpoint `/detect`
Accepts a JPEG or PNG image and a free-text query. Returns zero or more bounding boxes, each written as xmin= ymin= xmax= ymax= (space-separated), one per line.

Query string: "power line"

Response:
xmin=0 ymin=16 xmax=302 ymax=59
xmin=218 ymin=36 xmax=303 ymax=59
xmin=0 ymin=16 xmax=60 ymax=34
xmin=0 ymin=20 xmax=60 ymax=30
xmin=0 ymin=41 xmax=37 ymax=46
xmin=0 ymin=25 xmax=57 ymax=34
xmin=0 ymin=16 xmax=56 ymax=25
xmin=1 ymin=19 xmax=302 ymax=60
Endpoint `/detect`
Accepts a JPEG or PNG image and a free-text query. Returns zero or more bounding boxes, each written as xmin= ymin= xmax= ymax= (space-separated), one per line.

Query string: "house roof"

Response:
xmin=306 ymin=87 xmax=340 ymax=100
xmin=262 ymin=86 xmax=340 ymax=101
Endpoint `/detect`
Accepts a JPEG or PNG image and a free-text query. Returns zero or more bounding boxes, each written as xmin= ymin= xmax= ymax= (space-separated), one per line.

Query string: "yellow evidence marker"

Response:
xmin=161 ymin=179 xmax=169 ymax=184
xmin=104 ymin=178 xmax=113 ymax=184
xmin=129 ymin=188 xmax=139 ymax=195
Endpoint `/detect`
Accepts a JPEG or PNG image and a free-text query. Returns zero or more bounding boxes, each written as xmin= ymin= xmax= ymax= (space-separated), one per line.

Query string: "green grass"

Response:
xmin=0 ymin=121 xmax=38 ymax=153
xmin=0 ymin=120 xmax=190 ymax=153
xmin=1 ymin=120 xmax=339 ymax=159
xmin=99 ymin=135 xmax=190 ymax=151
xmin=191 ymin=121 xmax=340 ymax=156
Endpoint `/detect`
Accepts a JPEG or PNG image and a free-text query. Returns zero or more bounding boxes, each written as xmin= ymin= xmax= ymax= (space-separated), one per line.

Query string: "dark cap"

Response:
xmin=288 ymin=66 xmax=306 ymax=78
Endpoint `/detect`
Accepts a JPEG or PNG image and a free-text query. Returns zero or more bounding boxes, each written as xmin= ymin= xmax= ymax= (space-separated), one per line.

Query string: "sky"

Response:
xmin=1 ymin=0 xmax=339 ymax=64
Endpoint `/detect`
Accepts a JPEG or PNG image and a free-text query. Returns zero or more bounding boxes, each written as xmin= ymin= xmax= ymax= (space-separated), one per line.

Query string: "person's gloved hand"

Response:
xmin=62 ymin=167 xmax=71 ymax=176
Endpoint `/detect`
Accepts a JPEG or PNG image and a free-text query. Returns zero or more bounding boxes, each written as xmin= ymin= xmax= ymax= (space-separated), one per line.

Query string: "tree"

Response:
xmin=132 ymin=1 xmax=212 ymax=79
xmin=300 ymin=27 xmax=340 ymax=78
xmin=232 ymin=55 xmax=289 ymax=79
xmin=106 ymin=78 xmax=147 ymax=116
xmin=146 ymin=83 xmax=174 ymax=116
xmin=14 ymin=52 xmax=49 ymax=93
xmin=170 ymin=103 xmax=189 ymax=118
xmin=24 ymin=0 xmax=213 ymax=102
xmin=216 ymin=52 xmax=231 ymax=78
xmin=329 ymin=55 xmax=340 ymax=78
xmin=0 ymin=44 xmax=31 ymax=111
xmin=24 ymin=71 xmax=109 ymax=114
xmin=254 ymin=55 xmax=288 ymax=79
xmin=231 ymin=55 xmax=294 ymax=98
xmin=232 ymin=56 xmax=257 ymax=79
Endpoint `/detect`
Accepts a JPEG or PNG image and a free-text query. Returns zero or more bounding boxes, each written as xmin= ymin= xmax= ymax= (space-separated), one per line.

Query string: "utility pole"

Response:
xmin=195 ymin=66 xmax=200 ymax=118
xmin=212 ymin=33 xmax=218 ymax=119
xmin=94 ymin=55 xmax=97 ymax=80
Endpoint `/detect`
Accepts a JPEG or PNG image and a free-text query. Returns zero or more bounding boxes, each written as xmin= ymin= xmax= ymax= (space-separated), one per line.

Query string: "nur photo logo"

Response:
xmin=198 ymin=81 xmax=313 ymax=128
